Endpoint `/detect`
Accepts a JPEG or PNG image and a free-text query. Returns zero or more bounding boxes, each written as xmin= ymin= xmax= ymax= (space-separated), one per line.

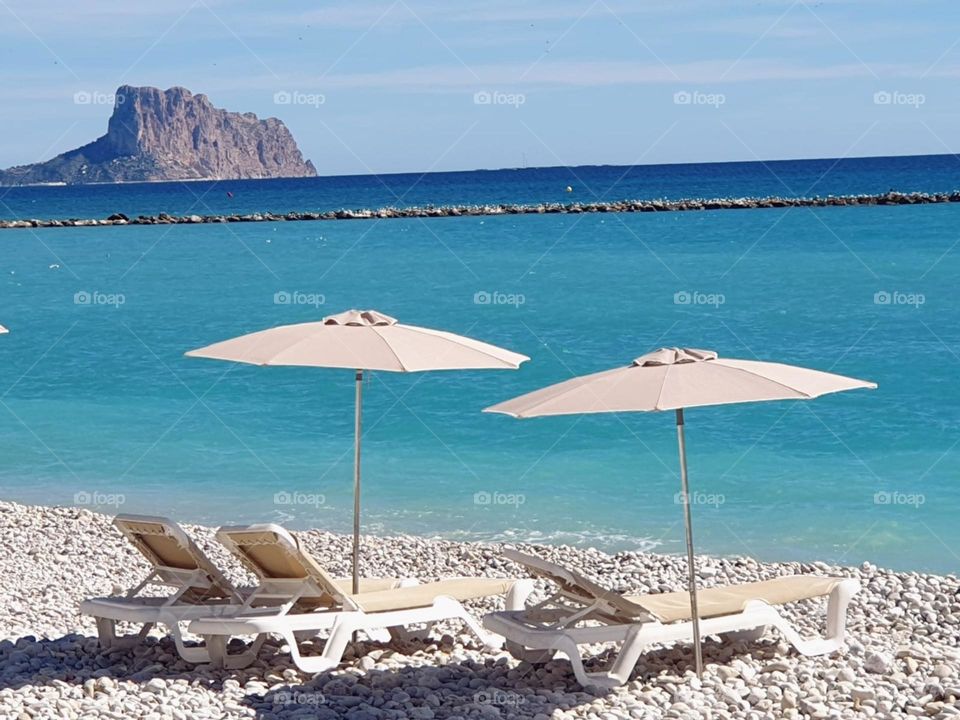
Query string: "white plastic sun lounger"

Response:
xmin=79 ymin=514 xmax=247 ymax=663
xmin=79 ymin=515 xmax=403 ymax=663
xmin=483 ymin=549 xmax=860 ymax=687
xmin=188 ymin=524 xmax=534 ymax=672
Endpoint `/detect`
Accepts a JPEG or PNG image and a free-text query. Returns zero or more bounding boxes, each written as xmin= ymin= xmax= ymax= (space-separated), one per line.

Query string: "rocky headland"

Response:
xmin=0 ymin=86 xmax=317 ymax=185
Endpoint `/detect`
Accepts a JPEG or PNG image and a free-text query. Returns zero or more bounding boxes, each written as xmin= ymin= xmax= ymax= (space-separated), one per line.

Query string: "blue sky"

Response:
xmin=0 ymin=0 xmax=958 ymax=175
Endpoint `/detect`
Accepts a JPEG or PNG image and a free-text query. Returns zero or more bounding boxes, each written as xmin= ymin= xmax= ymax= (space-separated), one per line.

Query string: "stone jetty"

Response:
xmin=1 ymin=190 xmax=958 ymax=230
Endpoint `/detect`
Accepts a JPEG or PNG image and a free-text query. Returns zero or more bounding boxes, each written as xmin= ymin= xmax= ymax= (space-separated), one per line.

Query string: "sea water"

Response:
xmin=0 ymin=156 xmax=957 ymax=573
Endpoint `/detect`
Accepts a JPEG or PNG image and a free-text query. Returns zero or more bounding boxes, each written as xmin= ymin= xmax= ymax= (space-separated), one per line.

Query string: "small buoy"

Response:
xmin=565 ymin=186 xmax=573 ymax=193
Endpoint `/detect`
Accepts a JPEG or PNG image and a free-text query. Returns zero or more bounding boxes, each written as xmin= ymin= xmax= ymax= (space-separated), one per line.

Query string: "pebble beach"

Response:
xmin=1 ymin=501 xmax=958 ymax=719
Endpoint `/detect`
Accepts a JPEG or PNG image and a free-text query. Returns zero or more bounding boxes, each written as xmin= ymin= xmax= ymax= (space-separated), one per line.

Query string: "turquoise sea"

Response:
xmin=0 ymin=156 xmax=957 ymax=573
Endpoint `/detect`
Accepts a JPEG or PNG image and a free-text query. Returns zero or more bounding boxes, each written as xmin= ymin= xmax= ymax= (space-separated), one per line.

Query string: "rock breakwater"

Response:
xmin=1 ymin=190 xmax=958 ymax=230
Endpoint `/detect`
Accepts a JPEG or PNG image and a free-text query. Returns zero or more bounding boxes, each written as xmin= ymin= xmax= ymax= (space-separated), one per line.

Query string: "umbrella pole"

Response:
xmin=352 ymin=369 xmax=363 ymax=595
xmin=676 ymin=407 xmax=703 ymax=677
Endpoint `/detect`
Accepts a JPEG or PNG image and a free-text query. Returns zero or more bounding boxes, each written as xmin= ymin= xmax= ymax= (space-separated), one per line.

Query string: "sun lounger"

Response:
xmin=79 ymin=515 xmax=403 ymax=662
xmin=188 ymin=524 xmax=535 ymax=672
xmin=482 ymin=549 xmax=860 ymax=687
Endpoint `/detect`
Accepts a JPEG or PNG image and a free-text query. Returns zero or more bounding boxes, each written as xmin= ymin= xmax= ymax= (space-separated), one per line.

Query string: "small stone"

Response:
xmin=865 ymin=652 xmax=892 ymax=674
xmin=716 ymin=666 xmax=739 ymax=681
xmin=762 ymin=661 xmax=791 ymax=673
xmin=144 ymin=678 xmax=166 ymax=694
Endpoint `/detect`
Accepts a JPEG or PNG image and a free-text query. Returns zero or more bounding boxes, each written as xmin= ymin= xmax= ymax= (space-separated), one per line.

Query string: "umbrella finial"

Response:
xmin=323 ymin=309 xmax=398 ymax=327
xmin=633 ymin=348 xmax=718 ymax=367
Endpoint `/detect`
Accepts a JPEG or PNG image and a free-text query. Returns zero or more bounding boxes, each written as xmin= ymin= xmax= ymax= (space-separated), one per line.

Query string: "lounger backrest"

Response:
xmin=504 ymin=549 xmax=655 ymax=622
xmin=216 ymin=524 xmax=345 ymax=603
xmin=113 ymin=514 xmax=236 ymax=600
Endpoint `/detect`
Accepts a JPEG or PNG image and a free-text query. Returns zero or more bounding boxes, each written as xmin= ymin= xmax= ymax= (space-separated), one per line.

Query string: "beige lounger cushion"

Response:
xmin=115 ymin=516 xmax=236 ymax=601
xmin=350 ymin=578 xmax=516 ymax=613
xmin=218 ymin=528 xmax=345 ymax=599
xmin=218 ymin=526 xmax=516 ymax=613
xmin=627 ymin=575 xmax=843 ymax=623
xmin=116 ymin=518 xmax=204 ymax=571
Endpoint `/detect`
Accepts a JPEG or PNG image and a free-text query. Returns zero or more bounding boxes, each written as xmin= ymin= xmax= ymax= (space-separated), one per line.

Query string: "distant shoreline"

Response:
xmin=1 ymin=189 xmax=958 ymax=229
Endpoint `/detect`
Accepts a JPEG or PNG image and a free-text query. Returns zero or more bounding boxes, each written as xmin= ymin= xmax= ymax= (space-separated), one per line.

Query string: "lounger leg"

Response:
xmin=451 ymin=605 xmax=500 ymax=650
xmin=760 ymin=583 xmax=858 ymax=657
xmin=204 ymin=634 xmax=228 ymax=667
xmin=825 ymin=581 xmax=856 ymax=642
xmin=202 ymin=633 xmax=264 ymax=669
xmin=604 ymin=624 xmax=650 ymax=686
xmin=317 ymin=618 xmax=355 ymax=668
xmin=550 ymin=636 xmax=608 ymax=688
xmin=282 ymin=619 xmax=354 ymax=674
xmin=94 ymin=618 xmax=154 ymax=650
xmin=166 ymin=623 xmax=211 ymax=664
xmin=95 ymin=618 xmax=118 ymax=648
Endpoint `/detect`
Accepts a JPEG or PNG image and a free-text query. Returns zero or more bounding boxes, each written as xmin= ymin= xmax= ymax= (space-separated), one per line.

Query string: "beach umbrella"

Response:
xmin=485 ymin=347 xmax=875 ymax=676
xmin=186 ymin=309 xmax=528 ymax=592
